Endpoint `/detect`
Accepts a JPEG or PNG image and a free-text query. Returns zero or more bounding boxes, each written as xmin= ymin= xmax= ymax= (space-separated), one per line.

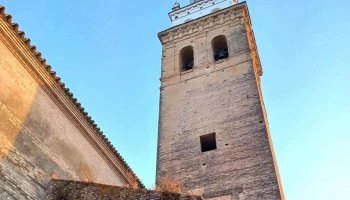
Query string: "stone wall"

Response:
xmin=157 ymin=3 xmax=283 ymax=200
xmin=0 ymin=5 xmax=138 ymax=200
xmin=47 ymin=179 xmax=202 ymax=200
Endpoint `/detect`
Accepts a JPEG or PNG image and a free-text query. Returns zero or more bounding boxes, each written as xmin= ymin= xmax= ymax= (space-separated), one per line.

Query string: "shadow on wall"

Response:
xmin=0 ymin=35 xmax=95 ymax=198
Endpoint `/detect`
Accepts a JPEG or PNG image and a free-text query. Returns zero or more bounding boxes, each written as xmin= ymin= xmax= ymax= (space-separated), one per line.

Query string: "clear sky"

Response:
xmin=2 ymin=0 xmax=350 ymax=199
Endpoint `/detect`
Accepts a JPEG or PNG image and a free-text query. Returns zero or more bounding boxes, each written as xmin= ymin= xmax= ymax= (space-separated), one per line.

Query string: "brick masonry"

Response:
xmin=0 ymin=2 xmax=284 ymax=200
xmin=47 ymin=179 xmax=202 ymax=200
xmin=157 ymin=3 xmax=283 ymax=200
xmin=0 ymin=145 xmax=49 ymax=199
xmin=0 ymin=5 xmax=140 ymax=200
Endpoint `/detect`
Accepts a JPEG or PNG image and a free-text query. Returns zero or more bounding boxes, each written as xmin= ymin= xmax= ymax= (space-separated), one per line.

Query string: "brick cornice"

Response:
xmin=158 ymin=2 xmax=247 ymax=45
xmin=0 ymin=5 xmax=143 ymax=188
xmin=243 ymin=7 xmax=263 ymax=77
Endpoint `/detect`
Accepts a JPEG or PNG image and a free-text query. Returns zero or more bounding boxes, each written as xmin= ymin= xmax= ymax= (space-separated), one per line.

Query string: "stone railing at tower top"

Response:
xmin=160 ymin=3 xmax=242 ymax=44
xmin=169 ymin=0 xmax=234 ymax=26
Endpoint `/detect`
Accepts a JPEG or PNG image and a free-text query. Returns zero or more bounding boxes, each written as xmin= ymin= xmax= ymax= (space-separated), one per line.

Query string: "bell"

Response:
xmin=184 ymin=60 xmax=194 ymax=70
xmin=217 ymin=48 xmax=225 ymax=58
xmin=214 ymin=48 xmax=229 ymax=61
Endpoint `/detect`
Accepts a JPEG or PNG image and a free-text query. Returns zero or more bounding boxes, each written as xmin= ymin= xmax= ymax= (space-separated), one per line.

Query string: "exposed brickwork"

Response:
xmin=0 ymin=144 xmax=49 ymax=199
xmin=157 ymin=3 xmax=283 ymax=200
xmin=0 ymin=5 xmax=142 ymax=188
xmin=0 ymin=4 xmax=142 ymax=200
xmin=47 ymin=179 xmax=202 ymax=200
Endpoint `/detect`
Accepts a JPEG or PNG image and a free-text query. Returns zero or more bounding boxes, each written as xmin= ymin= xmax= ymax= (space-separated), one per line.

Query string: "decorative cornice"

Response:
xmin=168 ymin=0 xmax=232 ymax=26
xmin=159 ymin=2 xmax=246 ymax=45
xmin=242 ymin=7 xmax=263 ymax=76
xmin=0 ymin=5 xmax=144 ymax=188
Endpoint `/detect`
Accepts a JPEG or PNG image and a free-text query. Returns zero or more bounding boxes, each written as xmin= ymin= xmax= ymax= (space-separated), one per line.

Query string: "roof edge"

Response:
xmin=0 ymin=5 xmax=144 ymax=189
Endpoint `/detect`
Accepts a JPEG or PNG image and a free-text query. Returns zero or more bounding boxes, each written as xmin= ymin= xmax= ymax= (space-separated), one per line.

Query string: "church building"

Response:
xmin=0 ymin=0 xmax=284 ymax=199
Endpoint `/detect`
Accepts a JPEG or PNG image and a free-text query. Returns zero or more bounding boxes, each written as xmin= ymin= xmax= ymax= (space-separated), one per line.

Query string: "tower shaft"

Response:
xmin=157 ymin=2 xmax=284 ymax=199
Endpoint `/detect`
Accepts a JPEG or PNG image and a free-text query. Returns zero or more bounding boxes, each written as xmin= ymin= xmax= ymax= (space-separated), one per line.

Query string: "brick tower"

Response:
xmin=156 ymin=1 xmax=284 ymax=199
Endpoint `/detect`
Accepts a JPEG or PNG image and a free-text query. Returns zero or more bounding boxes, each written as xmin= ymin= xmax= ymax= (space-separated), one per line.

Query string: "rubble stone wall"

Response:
xmin=47 ymin=179 xmax=202 ymax=200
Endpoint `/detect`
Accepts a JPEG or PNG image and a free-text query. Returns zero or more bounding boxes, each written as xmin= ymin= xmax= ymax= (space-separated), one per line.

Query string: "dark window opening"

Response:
xmin=212 ymin=35 xmax=229 ymax=61
xmin=200 ymin=133 xmax=217 ymax=152
xmin=180 ymin=46 xmax=194 ymax=71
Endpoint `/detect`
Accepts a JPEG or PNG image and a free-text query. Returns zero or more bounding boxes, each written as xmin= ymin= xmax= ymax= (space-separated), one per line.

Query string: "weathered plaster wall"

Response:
xmin=157 ymin=5 xmax=282 ymax=200
xmin=47 ymin=179 xmax=202 ymax=200
xmin=0 ymin=32 xmax=125 ymax=199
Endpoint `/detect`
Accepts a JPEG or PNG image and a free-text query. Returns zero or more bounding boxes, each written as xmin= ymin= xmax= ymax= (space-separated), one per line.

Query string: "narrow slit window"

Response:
xmin=200 ymin=133 xmax=217 ymax=152
xmin=180 ymin=46 xmax=194 ymax=71
xmin=212 ymin=35 xmax=229 ymax=61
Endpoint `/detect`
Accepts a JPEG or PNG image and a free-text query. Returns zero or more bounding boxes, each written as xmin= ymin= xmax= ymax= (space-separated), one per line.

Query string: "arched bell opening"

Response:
xmin=180 ymin=46 xmax=194 ymax=71
xmin=212 ymin=35 xmax=229 ymax=61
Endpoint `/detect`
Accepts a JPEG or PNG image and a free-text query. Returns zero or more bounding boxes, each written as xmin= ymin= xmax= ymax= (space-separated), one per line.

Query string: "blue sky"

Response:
xmin=2 ymin=0 xmax=350 ymax=199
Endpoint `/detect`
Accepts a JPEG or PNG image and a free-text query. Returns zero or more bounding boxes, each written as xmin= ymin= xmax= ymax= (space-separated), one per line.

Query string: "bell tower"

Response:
xmin=156 ymin=1 xmax=284 ymax=199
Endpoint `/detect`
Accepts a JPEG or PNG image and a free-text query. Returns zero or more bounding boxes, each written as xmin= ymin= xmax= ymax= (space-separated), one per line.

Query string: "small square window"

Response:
xmin=200 ymin=133 xmax=217 ymax=152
